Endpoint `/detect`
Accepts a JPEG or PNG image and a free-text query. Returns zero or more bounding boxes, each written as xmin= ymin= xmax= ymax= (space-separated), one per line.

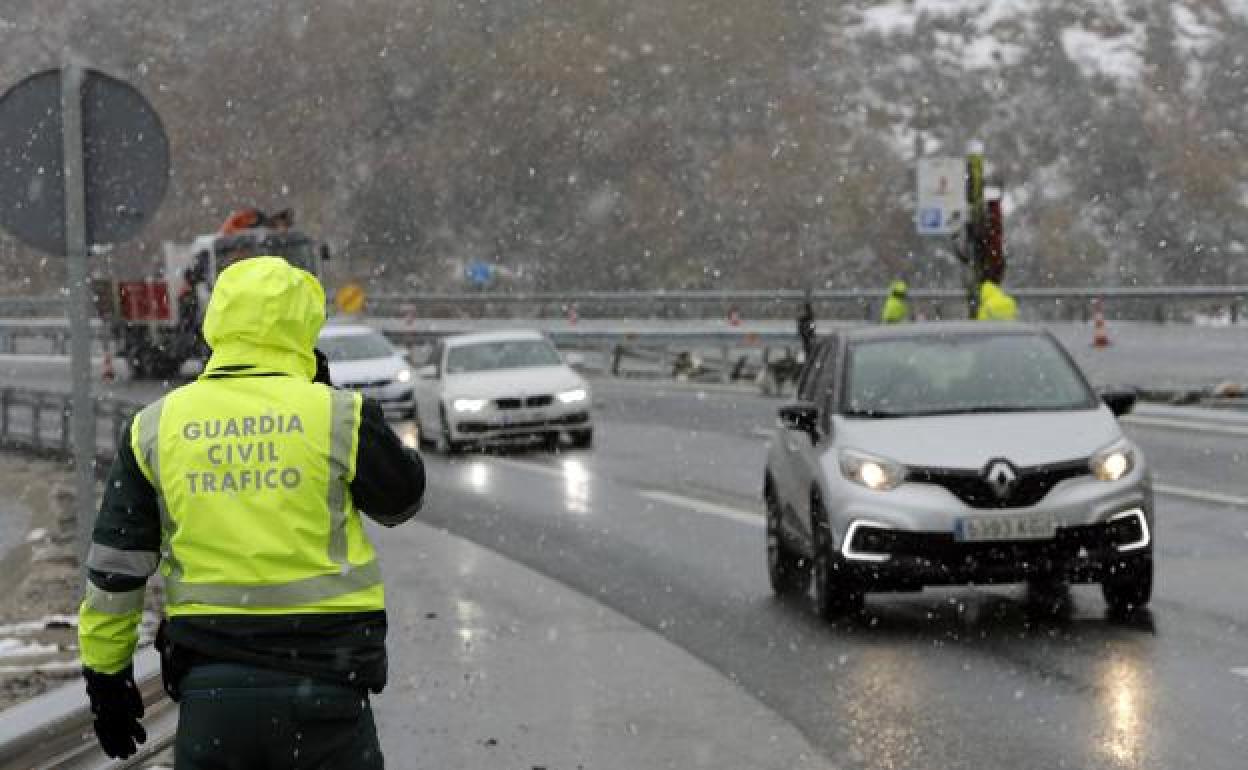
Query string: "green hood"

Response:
xmin=202 ymin=257 xmax=326 ymax=379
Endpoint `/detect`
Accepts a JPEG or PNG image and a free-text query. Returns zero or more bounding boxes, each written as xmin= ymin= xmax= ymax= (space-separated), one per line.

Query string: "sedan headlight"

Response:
xmin=452 ymin=398 xmax=488 ymax=413
xmin=557 ymin=387 xmax=588 ymax=404
xmin=839 ymin=449 xmax=905 ymax=491
xmin=1090 ymin=441 xmax=1135 ymax=482
xmin=396 ymin=368 xmax=412 ymax=383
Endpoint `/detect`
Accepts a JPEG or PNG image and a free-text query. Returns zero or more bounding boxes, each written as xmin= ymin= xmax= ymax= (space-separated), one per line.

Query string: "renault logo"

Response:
xmin=984 ymin=460 xmax=1018 ymax=500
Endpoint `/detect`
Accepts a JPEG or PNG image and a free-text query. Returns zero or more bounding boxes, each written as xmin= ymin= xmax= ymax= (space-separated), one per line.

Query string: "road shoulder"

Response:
xmin=376 ymin=519 xmax=836 ymax=770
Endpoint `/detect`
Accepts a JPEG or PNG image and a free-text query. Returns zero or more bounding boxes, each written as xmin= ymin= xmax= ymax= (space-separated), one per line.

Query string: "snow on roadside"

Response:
xmin=0 ymin=614 xmax=77 ymax=635
xmin=0 ymin=638 xmax=59 ymax=659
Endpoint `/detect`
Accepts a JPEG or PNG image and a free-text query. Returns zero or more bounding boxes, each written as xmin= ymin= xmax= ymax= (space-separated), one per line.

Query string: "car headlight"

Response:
xmin=839 ymin=449 xmax=905 ymax=491
xmin=396 ymin=368 xmax=412 ymax=383
xmin=1090 ymin=441 xmax=1135 ymax=482
xmin=452 ymin=398 xmax=487 ymax=413
xmin=557 ymin=387 xmax=588 ymax=404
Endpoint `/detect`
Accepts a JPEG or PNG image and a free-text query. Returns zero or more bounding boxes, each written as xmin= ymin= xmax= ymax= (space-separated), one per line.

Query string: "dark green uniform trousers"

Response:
xmin=174 ymin=663 xmax=384 ymax=769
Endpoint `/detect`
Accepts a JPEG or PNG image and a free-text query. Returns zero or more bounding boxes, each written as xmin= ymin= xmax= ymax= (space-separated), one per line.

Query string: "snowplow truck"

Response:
xmin=94 ymin=208 xmax=329 ymax=379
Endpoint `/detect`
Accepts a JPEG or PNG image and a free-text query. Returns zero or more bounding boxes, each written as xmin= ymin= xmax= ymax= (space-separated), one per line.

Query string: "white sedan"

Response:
xmin=412 ymin=330 xmax=592 ymax=452
xmin=318 ymin=324 xmax=416 ymax=419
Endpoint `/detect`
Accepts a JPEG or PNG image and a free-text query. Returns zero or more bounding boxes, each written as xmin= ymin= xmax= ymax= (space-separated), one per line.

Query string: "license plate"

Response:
xmin=955 ymin=514 xmax=1056 ymax=542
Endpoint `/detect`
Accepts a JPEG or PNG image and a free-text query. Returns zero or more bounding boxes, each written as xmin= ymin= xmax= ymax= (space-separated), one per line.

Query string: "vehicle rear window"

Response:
xmin=843 ymin=334 xmax=1096 ymax=418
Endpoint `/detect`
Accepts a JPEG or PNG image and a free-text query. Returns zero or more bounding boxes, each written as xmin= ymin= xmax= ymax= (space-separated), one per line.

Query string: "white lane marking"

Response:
xmin=1232 ymin=668 xmax=1248 ymax=681
xmin=483 ymin=457 xmax=766 ymax=526
xmin=638 ymin=489 xmax=763 ymax=528
xmin=749 ymin=427 xmax=774 ymax=441
xmin=1125 ymin=415 xmax=1248 ymax=438
xmin=1154 ymin=483 xmax=1248 ymax=508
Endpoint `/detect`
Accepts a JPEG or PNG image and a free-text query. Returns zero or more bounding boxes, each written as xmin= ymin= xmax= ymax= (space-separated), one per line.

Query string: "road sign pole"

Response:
xmin=62 ymin=64 xmax=96 ymax=568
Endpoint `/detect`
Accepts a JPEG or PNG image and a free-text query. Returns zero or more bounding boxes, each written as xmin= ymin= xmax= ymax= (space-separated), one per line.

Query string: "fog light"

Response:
xmin=842 ymin=520 xmax=891 ymax=562
xmin=1108 ymin=508 xmax=1150 ymax=552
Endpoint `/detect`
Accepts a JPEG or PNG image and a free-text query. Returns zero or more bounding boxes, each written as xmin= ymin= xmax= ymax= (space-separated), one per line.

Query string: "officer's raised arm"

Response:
xmin=350 ymin=397 xmax=425 ymax=526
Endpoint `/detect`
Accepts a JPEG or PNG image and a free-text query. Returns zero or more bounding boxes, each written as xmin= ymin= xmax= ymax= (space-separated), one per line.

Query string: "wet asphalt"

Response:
xmin=2 ymin=365 xmax=1246 ymax=768
xmin=397 ymin=380 xmax=1248 ymax=769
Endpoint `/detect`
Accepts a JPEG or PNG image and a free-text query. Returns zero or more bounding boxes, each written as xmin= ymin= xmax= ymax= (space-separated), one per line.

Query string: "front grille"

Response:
xmin=906 ymin=459 xmax=1090 ymax=509
xmin=342 ymin=379 xmax=392 ymax=390
xmin=495 ymin=394 xmax=554 ymax=410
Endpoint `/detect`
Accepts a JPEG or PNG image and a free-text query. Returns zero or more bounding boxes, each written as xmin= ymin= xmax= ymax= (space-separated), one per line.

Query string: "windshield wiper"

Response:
xmin=841 ymin=409 xmax=912 ymax=419
xmin=907 ymin=405 xmax=1058 ymax=417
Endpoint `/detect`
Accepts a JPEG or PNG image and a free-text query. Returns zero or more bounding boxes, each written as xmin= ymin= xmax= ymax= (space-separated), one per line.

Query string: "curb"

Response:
xmin=0 ymin=648 xmax=161 ymax=763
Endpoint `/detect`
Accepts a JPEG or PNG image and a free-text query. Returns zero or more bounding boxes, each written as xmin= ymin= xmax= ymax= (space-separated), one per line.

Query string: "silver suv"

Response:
xmin=764 ymin=323 xmax=1153 ymax=618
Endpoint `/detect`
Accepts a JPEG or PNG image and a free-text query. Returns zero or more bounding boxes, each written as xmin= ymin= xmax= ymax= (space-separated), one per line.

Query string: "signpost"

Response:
xmin=915 ymin=156 xmax=967 ymax=236
xmin=466 ymin=260 xmax=493 ymax=287
xmin=0 ymin=66 xmax=169 ymax=564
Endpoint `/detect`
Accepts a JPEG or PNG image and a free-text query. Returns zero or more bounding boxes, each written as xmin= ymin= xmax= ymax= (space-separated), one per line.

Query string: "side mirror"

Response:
xmin=319 ymin=243 xmax=332 ymax=261
xmin=778 ymin=402 xmax=820 ymax=439
xmin=1098 ymin=386 xmax=1138 ymax=417
xmin=418 ymin=364 xmax=438 ymax=380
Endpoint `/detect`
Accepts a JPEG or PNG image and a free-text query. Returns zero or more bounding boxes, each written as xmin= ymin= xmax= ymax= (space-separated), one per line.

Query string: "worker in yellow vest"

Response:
xmin=976 ymin=280 xmax=1019 ymax=321
xmin=78 ymin=256 xmax=424 ymax=766
xmin=881 ymin=280 xmax=911 ymax=324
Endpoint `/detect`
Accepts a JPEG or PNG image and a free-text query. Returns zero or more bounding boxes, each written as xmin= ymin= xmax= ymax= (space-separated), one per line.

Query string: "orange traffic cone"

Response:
xmin=728 ymin=307 xmax=741 ymax=326
xmin=1092 ymin=299 xmax=1110 ymax=348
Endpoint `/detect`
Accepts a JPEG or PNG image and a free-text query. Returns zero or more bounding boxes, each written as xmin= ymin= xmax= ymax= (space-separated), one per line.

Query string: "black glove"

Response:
xmin=83 ymin=665 xmax=147 ymax=759
xmin=314 ymin=348 xmax=333 ymax=386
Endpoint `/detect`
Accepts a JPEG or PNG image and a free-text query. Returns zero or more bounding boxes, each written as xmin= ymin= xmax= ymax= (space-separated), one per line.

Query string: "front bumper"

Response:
xmin=339 ymin=382 xmax=415 ymax=419
xmin=448 ymin=409 xmax=591 ymax=443
xmin=822 ymin=462 xmax=1153 ymax=589
xmin=839 ymin=515 xmax=1151 ymax=589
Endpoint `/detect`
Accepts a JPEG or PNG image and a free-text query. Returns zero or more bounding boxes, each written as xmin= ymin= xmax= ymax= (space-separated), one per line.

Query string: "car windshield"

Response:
xmin=318 ymin=331 xmax=395 ymax=362
xmin=843 ymin=334 xmax=1095 ymax=417
xmin=445 ymin=339 xmax=561 ymax=373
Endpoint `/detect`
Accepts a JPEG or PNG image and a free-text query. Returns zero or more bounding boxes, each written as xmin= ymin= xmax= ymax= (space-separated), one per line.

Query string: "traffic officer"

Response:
xmin=976 ymin=279 xmax=1019 ymax=321
xmin=796 ymin=300 xmax=816 ymax=358
xmin=78 ymin=256 xmax=425 ymax=767
xmin=881 ymin=280 xmax=910 ymax=324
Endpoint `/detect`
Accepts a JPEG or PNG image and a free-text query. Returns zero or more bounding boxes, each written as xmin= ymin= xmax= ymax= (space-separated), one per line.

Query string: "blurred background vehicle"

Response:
xmin=318 ymin=322 xmax=415 ymax=419
xmin=412 ymin=329 xmax=592 ymax=452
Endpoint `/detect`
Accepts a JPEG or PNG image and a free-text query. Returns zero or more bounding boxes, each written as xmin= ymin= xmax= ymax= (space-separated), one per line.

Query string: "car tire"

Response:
xmin=765 ymin=481 xmax=809 ymax=597
xmin=811 ymin=497 xmax=863 ymax=620
xmin=568 ymin=428 xmax=593 ymax=449
xmin=436 ymin=406 xmax=462 ymax=454
xmin=1101 ymin=553 xmax=1153 ymax=617
xmin=412 ymin=410 xmax=433 ymax=448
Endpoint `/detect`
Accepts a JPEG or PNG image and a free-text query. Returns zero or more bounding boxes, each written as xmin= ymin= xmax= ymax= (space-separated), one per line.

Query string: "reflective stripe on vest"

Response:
xmin=327 ymin=388 xmax=359 ymax=569
xmin=134 ymin=398 xmax=186 ymax=583
xmin=86 ymin=543 xmax=161 ymax=578
xmin=136 ymin=379 xmax=380 ymax=613
xmin=165 ymin=559 xmax=381 ymax=608
xmin=84 ymin=583 xmax=146 ymax=615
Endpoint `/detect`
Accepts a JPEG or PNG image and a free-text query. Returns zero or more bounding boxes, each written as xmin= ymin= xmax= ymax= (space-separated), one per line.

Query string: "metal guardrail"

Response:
xmin=5 ymin=286 xmax=1248 ymax=322
xmin=361 ymin=286 xmax=1248 ymax=322
xmin=0 ymin=387 xmax=140 ymax=463
xmin=0 ymin=392 xmax=167 ymax=769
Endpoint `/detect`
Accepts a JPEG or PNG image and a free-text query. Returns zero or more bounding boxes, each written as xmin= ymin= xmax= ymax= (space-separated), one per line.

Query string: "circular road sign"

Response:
xmin=336 ymin=282 xmax=366 ymax=314
xmin=0 ymin=68 xmax=170 ymax=256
